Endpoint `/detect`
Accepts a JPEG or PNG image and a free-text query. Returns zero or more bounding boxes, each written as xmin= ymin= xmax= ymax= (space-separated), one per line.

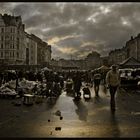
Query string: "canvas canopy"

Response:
xmin=96 ymin=65 xmax=110 ymax=73
xmin=41 ymin=67 xmax=52 ymax=71
xmin=97 ymin=65 xmax=110 ymax=70
xmin=119 ymin=57 xmax=140 ymax=68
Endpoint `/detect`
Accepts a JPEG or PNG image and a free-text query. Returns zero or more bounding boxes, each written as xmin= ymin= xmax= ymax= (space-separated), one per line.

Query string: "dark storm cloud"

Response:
xmin=42 ymin=23 xmax=79 ymax=40
xmin=0 ymin=3 xmax=14 ymax=13
xmin=12 ymin=4 xmax=32 ymax=17
xmin=0 ymin=3 xmax=140 ymax=59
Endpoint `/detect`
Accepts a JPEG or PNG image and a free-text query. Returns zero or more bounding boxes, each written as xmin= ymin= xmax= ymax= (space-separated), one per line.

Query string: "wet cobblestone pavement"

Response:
xmin=0 ymin=85 xmax=140 ymax=138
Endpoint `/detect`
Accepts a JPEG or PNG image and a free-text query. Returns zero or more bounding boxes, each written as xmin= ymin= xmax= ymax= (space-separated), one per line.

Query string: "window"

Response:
xmin=17 ymin=38 xmax=19 ymax=42
xmin=13 ymin=28 xmax=15 ymax=33
xmin=1 ymin=36 xmax=3 ymax=41
xmin=17 ymin=45 xmax=19 ymax=50
xmin=1 ymin=52 xmax=3 ymax=58
xmin=1 ymin=44 xmax=3 ymax=49
xmin=1 ymin=28 xmax=4 ymax=33
xmin=17 ymin=52 xmax=19 ymax=58
xmin=11 ymin=36 xmax=14 ymax=41
xmin=5 ymin=52 xmax=8 ymax=57
xmin=10 ymin=45 xmax=12 ymax=49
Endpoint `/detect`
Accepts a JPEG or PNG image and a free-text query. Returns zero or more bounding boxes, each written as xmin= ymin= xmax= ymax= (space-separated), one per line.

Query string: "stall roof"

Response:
xmin=97 ymin=65 xmax=110 ymax=70
xmin=119 ymin=57 xmax=140 ymax=68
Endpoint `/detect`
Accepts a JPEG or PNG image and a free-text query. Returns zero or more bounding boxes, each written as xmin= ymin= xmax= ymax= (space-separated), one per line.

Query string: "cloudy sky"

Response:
xmin=0 ymin=3 xmax=140 ymax=59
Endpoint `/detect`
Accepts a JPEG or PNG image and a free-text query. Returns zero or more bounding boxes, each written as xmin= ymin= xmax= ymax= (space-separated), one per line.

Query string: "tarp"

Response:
xmin=97 ymin=65 xmax=110 ymax=73
xmin=41 ymin=67 xmax=52 ymax=71
xmin=97 ymin=65 xmax=110 ymax=70
xmin=119 ymin=57 xmax=140 ymax=68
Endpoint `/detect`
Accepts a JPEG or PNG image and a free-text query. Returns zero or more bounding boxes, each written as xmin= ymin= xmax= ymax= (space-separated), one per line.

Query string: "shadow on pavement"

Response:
xmin=66 ymin=90 xmax=75 ymax=98
xmin=92 ymin=96 xmax=102 ymax=104
xmin=109 ymin=111 xmax=121 ymax=137
xmin=46 ymin=96 xmax=59 ymax=110
xmin=83 ymin=98 xmax=91 ymax=102
xmin=73 ymin=99 xmax=88 ymax=121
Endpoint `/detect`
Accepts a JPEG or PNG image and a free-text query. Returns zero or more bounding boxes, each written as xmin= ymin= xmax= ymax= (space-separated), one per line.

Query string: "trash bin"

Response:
xmin=23 ymin=94 xmax=34 ymax=105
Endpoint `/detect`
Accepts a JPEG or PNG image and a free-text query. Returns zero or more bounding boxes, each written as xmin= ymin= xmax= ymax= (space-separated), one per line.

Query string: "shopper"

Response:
xmin=93 ymin=70 xmax=101 ymax=97
xmin=73 ymin=72 xmax=82 ymax=98
xmin=106 ymin=65 xmax=120 ymax=111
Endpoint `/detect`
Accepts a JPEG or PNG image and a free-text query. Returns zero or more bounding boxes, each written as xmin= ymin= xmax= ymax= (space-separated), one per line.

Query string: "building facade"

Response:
xmin=125 ymin=36 xmax=137 ymax=60
xmin=125 ymin=35 xmax=140 ymax=61
xmin=0 ymin=14 xmax=51 ymax=66
xmin=0 ymin=14 xmax=25 ymax=65
xmin=30 ymin=34 xmax=51 ymax=65
xmin=108 ymin=34 xmax=140 ymax=66
xmin=100 ymin=56 xmax=109 ymax=66
xmin=25 ymin=33 xmax=37 ymax=65
xmin=44 ymin=44 xmax=51 ymax=64
xmin=85 ymin=51 xmax=101 ymax=69
xmin=108 ymin=48 xmax=127 ymax=65
xmin=51 ymin=51 xmax=102 ymax=70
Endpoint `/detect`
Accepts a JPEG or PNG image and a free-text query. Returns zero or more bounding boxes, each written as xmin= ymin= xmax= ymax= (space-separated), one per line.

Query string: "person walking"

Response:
xmin=106 ymin=65 xmax=120 ymax=111
xmin=73 ymin=72 xmax=82 ymax=99
xmin=93 ymin=70 xmax=101 ymax=97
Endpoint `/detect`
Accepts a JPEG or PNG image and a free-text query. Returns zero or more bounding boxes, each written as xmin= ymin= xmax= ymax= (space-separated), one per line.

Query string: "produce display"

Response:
xmin=0 ymin=86 xmax=17 ymax=98
xmin=0 ymin=79 xmax=44 ymax=98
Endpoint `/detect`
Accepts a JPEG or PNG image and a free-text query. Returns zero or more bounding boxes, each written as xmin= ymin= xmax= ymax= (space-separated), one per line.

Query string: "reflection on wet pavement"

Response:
xmin=109 ymin=111 xmax=121 ymax=137
xmin=73 ymin=99 xmax=88 ymax=121
xmin=0 ymin=85 xmax=140 ymax=137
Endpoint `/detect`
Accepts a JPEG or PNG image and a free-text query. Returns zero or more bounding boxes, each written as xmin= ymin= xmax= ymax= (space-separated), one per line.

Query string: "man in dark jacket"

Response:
xmin=73 ymin=72 xmax=82 ymax=98
xmin=93 ymin=70 xmax=101 ymax=97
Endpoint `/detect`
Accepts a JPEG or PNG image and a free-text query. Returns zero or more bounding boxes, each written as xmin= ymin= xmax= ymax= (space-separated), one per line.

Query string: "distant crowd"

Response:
xmin=0 ymin=69 xmax=108 ymax=96
xmin=0 ymin=66 xmax=130 ymax=111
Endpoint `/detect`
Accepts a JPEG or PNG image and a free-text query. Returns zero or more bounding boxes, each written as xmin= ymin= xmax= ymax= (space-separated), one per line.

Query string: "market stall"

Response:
xmin=119 ymin=57 xmax=140 ymax=89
